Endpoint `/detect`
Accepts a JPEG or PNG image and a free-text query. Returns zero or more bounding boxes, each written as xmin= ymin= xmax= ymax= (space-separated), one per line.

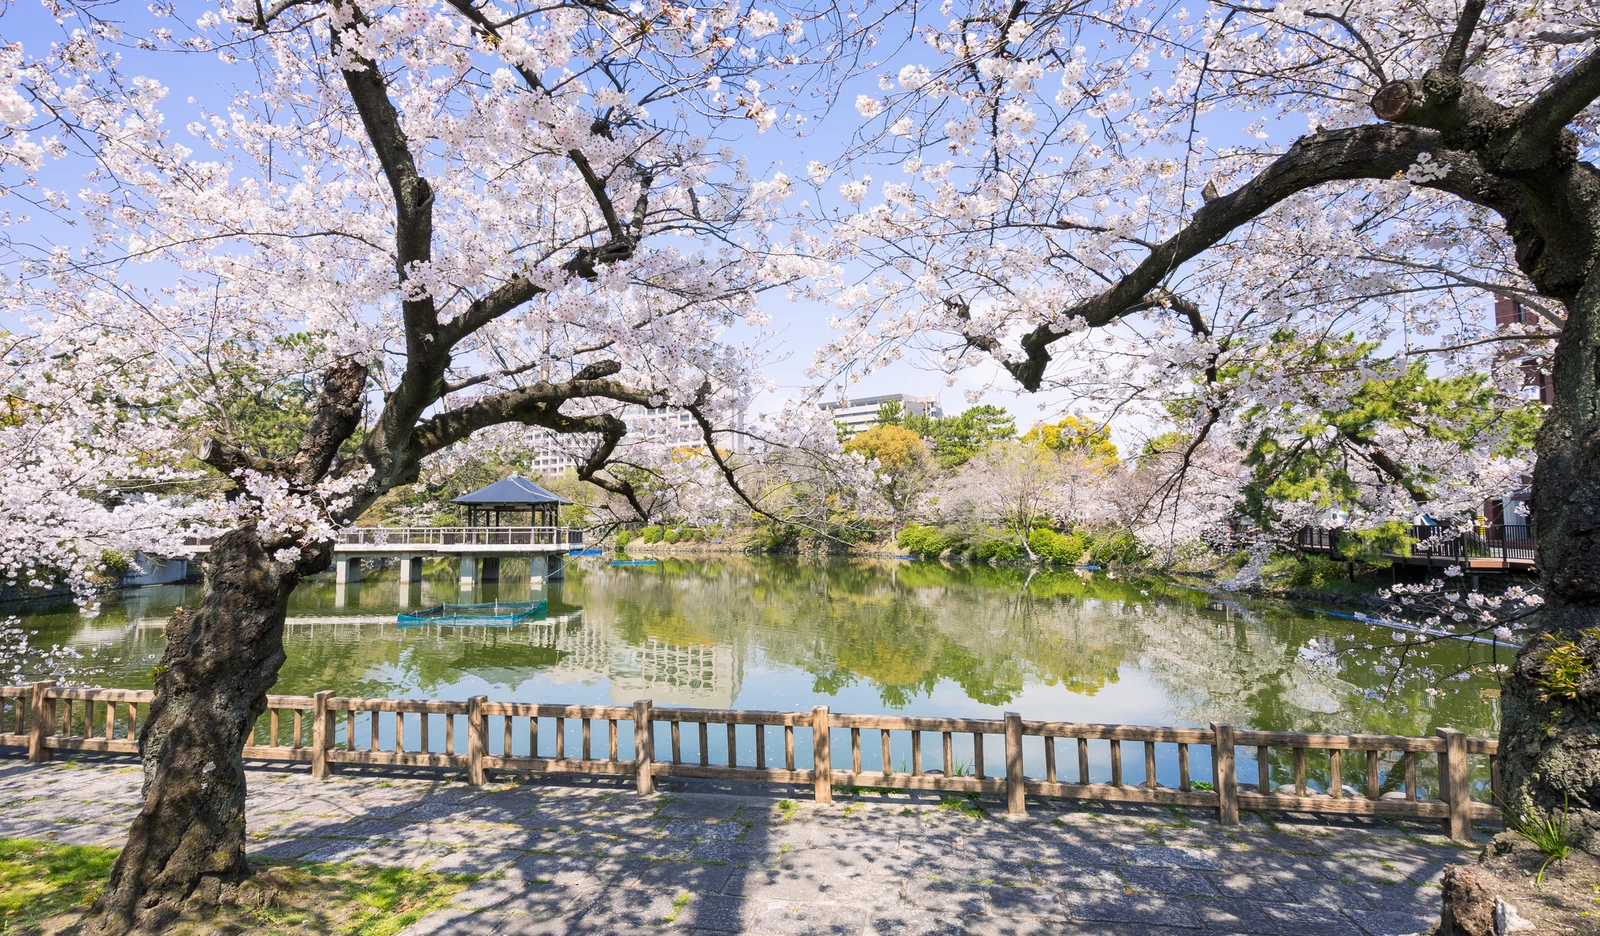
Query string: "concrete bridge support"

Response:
xmin=397 ymin=555 xmax=422 ymax=584
xmin=458 ymin=555 xmax=477 ymax=587
xmin=335 ymin=555 xmax=361 ymax=585
xmin=529 ymin=554 xmax=548 ymax=586
xmin=480 ymin=557 xmax=500 ymax=583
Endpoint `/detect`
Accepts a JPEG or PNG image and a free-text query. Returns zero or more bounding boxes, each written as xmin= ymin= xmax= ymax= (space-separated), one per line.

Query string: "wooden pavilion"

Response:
xmin=452 ymin=475 xmax=570 ymax=528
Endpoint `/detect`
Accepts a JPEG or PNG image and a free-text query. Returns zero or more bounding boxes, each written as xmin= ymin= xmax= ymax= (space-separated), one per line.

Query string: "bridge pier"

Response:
xmin=458 ymin=555 xmax=477 ymax=587
xmin=335 ymin=555 xmax=361 ymax=585
xmin=480 ymin=557 xmax=500 ymax=583
xmin=529 ymin=554 xmax=548 ymax=586
xmin=397 ymin=554 xmax=422 ymax=584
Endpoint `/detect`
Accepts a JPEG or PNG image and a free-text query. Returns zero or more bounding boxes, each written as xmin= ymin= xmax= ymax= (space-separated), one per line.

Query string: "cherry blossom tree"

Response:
xmin=1 ymin=0 xmax=891 ymax=928
xmin=821 ymin=0 xmax=1599 ymax=849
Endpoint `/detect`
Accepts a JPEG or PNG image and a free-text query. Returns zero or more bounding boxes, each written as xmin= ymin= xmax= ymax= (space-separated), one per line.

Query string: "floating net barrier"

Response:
xmin=397 ymin=599 xmax=548 ymax=627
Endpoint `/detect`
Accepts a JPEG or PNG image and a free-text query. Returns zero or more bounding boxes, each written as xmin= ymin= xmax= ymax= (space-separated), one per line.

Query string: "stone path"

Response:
xmin=0 ymin=756 xmax=1488 ymax=935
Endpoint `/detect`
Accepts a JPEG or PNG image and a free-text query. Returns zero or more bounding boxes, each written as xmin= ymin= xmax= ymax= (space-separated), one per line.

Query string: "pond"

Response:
xmin=6 ymin=556 xmax=1506 ymax=795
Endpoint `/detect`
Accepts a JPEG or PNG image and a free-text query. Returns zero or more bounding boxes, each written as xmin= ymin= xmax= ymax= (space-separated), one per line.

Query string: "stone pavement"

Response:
xmin=0 ymin=756 xmax=1488 ymax=935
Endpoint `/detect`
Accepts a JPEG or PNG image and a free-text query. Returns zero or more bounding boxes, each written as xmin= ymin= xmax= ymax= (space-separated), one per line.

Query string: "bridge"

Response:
xmin=1295 ymin=523 xmax=1535 ymax=576
xmin=187 ymin=526 xmax=586 ymax=587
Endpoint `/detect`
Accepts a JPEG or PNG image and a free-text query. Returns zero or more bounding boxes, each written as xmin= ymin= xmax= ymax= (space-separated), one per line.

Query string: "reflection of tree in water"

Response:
xmin=566 ymin=558 xmax=1134 ymax=709
xmin=33 ymin=557 xmax=1498 ymax=734
xmin=1121 ymin=581 xmax=1499 ymax=737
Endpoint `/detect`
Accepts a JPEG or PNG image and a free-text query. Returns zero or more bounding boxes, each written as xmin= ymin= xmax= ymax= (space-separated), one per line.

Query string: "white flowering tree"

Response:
xmin=0 ymin=0 xmax=891 ymax=928
xmin=820 ymin=0 xmax=1599 ymax=848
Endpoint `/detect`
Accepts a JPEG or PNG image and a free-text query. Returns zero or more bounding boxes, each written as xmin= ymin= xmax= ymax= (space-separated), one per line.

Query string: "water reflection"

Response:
xmin=11 ymin=556 xmax=1501 ymax=738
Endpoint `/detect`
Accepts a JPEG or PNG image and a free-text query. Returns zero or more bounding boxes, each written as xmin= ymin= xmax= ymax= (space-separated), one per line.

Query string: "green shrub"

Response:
xmin=98 ymin=550 xmax=132 ymax=577
xmin=1286 ymin=555 xmax=1345 ymax=589
xmin=1028 ymin=528 xmax=1091 ymax=565
xmin=663 ymin=527 xmax=682 ymax=544
xmin=897 ymin=524 xmax=949 ymax=557
xmin=614 ymin=530 xmax=634 ymax=551
xmin=1339 ymin=521 xmax=1414 ymax=561
xmin=1088 ymin=530 xmax=1147 ymax=566
xmin=754 ymin=522 xmax=800 ymax=552
xmin=972 ymin=538 xmax=1024 ymax=563
xmin=639 ymin=525 xmax=664 ymax=544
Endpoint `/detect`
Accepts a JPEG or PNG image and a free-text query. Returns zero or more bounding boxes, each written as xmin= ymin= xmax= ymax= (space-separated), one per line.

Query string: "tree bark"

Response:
xmin=1508 ymin=270 xmax=1600 ymax=855
xmin=90 ymin=526 xmax=309 ymax=934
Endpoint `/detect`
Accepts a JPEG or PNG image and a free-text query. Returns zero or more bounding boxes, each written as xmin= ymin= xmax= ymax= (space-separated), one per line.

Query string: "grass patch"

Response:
xmin=661 ymin=892 xmax=691 ymax=924
xmin=0 ymin=839 xmax=476 ymax=935
xmin=0 ymin=838 xmax=116 ymax=929
xmin=1510 ymin=796 xmax=1574 ymax=884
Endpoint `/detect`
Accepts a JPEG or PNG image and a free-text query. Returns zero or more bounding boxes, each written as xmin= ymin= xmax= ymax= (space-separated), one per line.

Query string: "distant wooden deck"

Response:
xmin=185 ymin=526 xmax=584 ymax=556
xmin=1296 ymin=524 xmax=1536 ymax=574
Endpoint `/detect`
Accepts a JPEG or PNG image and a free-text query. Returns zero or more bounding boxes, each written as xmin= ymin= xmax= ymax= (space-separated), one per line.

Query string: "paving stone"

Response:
xmin=429 ymin=847 xmax=526 ymax=875
xmin=250 ymin=836 xmax=331 ymax=860
xmin=605 ymin=836 xmax=696 ymax=860
xmin=588 ymin=886 xmax=684 ymax=925
xmin=398 ymin=908 xmax=504 ymax=936
xmin=1201 ymin=871 xmax=1297 ymax=902
xmin=1028 ymin=863 xmax=1122 ymax=891
xmin=1061 ymin=891 xmax=1201 ymax=928
xmin=773 ymin=845 xmax=883 ymax=877
xmin=1255 ymin=903 xmax=1377 ymax=936
xmin=659 ymin=797 xmax=744 ymax=820
xmin=498 ymin=879 xmax=612 ymax=915
xmin=863 ymin=905 xmax=968 ymax=936
xmin=691 ymin=840 xmax=773 ymax=864
xmin=725 ymin=867 xmax=867 ymax=903
xmin=675 ymin=893 xmax=754 ymax=932
xmin=748 ymin=899 xmax=867 ymax=935
xmin=1116 ymin=844 xmax=1221 ymax=870
xmin=508 ymin=852 xmax=625 ymax=886
xmin=665 ymin=819 xmax=748 ymax=840
xmin=1119 ymin=866 xmax=1218 ymax=897
xmin=984 ymin=884 xmax=1061 ymax=917
xmin=451 ymin=877 xmax=536 ymax=911
xmin=901 ymin=879 xmax=988 ymax=914
xmin=38 ymin=822 xmax=125 ymax=846
xmin=1347 ymin=907 xmax=1439 ymax=936
xmin=627 ymin=859 xmax=736 ymax=893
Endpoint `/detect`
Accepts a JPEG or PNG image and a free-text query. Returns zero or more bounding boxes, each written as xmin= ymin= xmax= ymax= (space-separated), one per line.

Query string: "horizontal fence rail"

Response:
xmin=1 ymin=683 xmax=1501 ymax=841
xmin=335 ymin=527 xmax=583 ymax=547
xmin=1296 ymin=523 xmax=1535 ymax=570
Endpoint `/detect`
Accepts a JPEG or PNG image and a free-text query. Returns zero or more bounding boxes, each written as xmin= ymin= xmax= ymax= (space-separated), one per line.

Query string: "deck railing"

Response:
xmin=335 ymin=526 xmax=583 ymax=547
xmin=2 ymin=682 xmax=1501 ymax=841
xmin=1296 ymin=523 xmax=1535 ymax=570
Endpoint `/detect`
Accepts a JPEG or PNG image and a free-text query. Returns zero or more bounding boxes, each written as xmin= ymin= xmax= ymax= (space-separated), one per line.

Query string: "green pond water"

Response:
xmin=6 ymin=556 xmax=1505 ymax=794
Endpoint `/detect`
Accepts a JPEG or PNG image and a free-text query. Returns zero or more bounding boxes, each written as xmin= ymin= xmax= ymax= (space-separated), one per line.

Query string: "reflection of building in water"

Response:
xmin=530 ymin=619 xmax=741 ymax=708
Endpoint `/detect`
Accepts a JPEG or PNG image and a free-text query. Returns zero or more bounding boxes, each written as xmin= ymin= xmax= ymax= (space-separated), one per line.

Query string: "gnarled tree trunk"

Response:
xmin=89 ymin=526 xmax=315 ymax=933
xmin=1508 ymin=272 xmax=1600 ymax=855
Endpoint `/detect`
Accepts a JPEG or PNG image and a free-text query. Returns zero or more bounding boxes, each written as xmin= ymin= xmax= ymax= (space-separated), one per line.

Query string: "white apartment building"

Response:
xmin=820 ymin=393 xmax=943 ymax=436
xmin=529 ymin=403 xmax=748 ymax=474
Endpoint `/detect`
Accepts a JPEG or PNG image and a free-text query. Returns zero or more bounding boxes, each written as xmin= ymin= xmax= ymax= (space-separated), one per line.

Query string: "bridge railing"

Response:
xmin=335 ymin=526 xmax=583 ymax=547
xmin=1 ymin=682 xmax=1501 ymax=841
xmin=1296 ymin=523 xmax=1535 ymax=570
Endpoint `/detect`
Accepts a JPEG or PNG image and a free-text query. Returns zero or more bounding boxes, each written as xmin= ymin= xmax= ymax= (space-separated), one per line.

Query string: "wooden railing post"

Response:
xmin=1437 ymin=728 xmax=1472 ymax=841
xmin=1004 ymin=712 xmax=1026 ymax=816
xmin=1211 ymin=722 xmax=1238 ymax=826
xmin=27 ymin=680 xmax=55 ymax=763
xmin=466 ymin=695 xmax=488 ymax=786
xmin=812 ymin=705 xmax=832 ymax=805
xmin=633 ymin=699 xmax=654 ymax=795
xmin=311 ymin=690 xmax=335 ymax=780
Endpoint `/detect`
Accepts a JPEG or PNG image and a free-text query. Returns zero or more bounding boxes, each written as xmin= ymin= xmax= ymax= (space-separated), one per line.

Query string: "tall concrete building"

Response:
xmin=821 ymin=393 xmax=943 ymax=436
xmin=530 ymin=402 xmax=748 ymax=473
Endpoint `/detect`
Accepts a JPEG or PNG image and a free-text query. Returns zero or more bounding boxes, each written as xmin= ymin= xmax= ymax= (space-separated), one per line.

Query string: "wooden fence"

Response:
xmin=0 ymin=682 xmax=1501 ymax=841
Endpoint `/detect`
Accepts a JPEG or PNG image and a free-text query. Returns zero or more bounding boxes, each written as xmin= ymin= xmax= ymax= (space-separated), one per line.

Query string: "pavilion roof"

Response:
xmin=451 ymin=474 xmax=571 ymax=506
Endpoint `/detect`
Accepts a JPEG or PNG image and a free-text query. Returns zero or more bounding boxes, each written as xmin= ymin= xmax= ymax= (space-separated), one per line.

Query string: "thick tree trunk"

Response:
xmin=1507 ymin=271 xmax=1600 ymax=855
xmin=89 ymin=526 xmax=308 ymax=934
